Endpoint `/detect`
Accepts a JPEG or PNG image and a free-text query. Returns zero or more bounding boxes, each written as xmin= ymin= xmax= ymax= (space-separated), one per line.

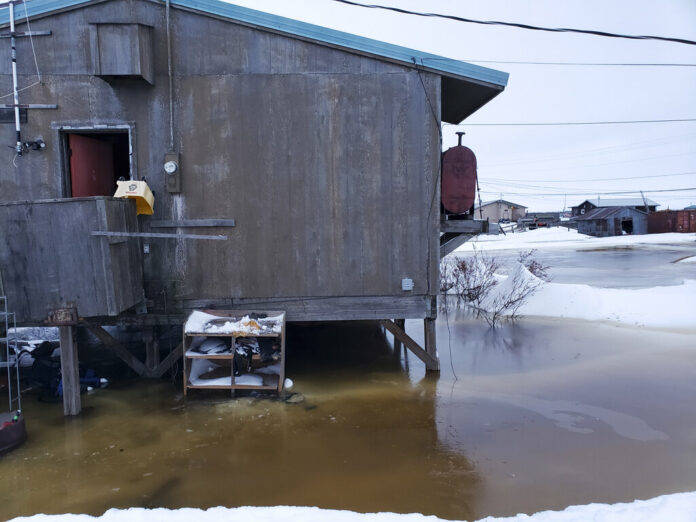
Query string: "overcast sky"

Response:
xmin=229 ymin=0 xmax=696 ymax=211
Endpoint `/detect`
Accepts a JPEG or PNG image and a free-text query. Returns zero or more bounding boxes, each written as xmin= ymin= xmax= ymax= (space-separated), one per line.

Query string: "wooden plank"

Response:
xmin=0 ymin=104 xmax=57 ymax=109
xmin=152 ymin=342 xmax=183 ymax=379
xmin=440 ymin=220 xmax=488 ymax=234
xmin=59 ymin=326 xmax=81 ymax=416
xmin=380 ymin=319 xmax=439 ymax=370
xmin=181 ymin=295 xmax=431 ymax=322
xmin=87 ymin=325 xmax=148 ymax=377
xmin=440 ymin=233 xmax=474 ymax=258
xmin=423 ymin=318 xmax=440 ymax=372
xmin=150 ymin=219 xmax=236 ymax=228
xmin=91 ymin=231 xmax=227 ymax=240
xmin=0 ymin=31 xmax=52 ymax=38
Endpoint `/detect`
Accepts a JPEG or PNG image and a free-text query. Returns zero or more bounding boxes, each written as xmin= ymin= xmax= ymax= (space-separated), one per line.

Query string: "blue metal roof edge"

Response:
xmin=1 ymin=0 xmax=95 ymax=21
xmin=2 ymin=0 xmax=508 ymax=88
xmin=174 ymin=0 xmax=508 ymax=87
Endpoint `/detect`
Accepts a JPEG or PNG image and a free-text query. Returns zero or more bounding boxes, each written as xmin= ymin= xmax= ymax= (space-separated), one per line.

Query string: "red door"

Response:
xmin=69 ymin=134 xmax=115 ymax=197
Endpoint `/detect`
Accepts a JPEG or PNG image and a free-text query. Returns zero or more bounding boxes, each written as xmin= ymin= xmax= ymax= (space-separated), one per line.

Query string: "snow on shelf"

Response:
xmin=185 ymin=311 xmax=283 ymax=336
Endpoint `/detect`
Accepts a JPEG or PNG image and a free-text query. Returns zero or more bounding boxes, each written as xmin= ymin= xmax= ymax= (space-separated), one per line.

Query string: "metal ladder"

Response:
xmin=1 ymin=294 xmax=21 ymax=413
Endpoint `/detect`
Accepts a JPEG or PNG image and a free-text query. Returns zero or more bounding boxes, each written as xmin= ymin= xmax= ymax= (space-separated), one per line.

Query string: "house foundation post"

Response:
xmin=423 ymin=318 xmax=439 ymax=372
xmin=393 ymin=319 xmax=405 ymax=356
xmin=59 ymin=325 xmax=81 ymax=416
xmin=144 ymin=326 xmax=160 ymax=374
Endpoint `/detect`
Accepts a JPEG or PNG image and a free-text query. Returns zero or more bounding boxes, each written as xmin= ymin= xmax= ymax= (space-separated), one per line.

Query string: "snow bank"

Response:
xmin=454 ymin=228 xmax=696 ymax=253
xmin=677 ymin=255 xmax=696 ymax=264
xmin=478 ymin=265 xmax=696 ymax=329
xmin=478 ymin=491 xmax=696 ymax=521
xmin=9 ymin=491 xmax=696 ymax=522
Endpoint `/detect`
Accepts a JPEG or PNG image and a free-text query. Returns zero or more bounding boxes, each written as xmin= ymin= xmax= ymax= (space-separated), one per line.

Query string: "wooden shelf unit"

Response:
xmin=183 ymin=310 xmax=286 ymax=396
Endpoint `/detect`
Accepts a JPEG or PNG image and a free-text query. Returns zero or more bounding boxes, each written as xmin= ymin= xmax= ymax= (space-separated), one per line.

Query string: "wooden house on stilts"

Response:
xmin=0 ymin=0 xmax=508 ymax=414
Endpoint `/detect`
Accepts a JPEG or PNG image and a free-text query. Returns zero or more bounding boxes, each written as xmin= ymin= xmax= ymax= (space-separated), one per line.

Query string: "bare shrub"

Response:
xmin=440 ymin=248 xmax=499 ymax=307
xmin=517 ymin=249 xmax=550 ymax=281
xmin=481 ymin=264 xmax=542 ymax=326
xmin=440 ymin=248 xmax=546 ymax=326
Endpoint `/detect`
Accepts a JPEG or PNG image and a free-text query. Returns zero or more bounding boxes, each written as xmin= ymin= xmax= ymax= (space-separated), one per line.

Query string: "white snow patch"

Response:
xmin=461 ymin=261 xmax=696 ymax=329
xmin=454 ymin=228 xmax=696 ymax=253
xmin=677 ymin=255 xmax=696 ymax=264
xmin=514 ymin=277 xmax=696 ymax=329
xmin=184 ymin=311 xmax=283 ymax=335
xmin=9 ymin=492 xmax=696 ymax=521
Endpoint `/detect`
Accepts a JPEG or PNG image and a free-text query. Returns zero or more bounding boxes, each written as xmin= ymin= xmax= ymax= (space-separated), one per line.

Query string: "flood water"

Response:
xmin=455 ymin=242 xmax=696 ymax=288
xmin=2 ymin=314 xmax=695 ymax=521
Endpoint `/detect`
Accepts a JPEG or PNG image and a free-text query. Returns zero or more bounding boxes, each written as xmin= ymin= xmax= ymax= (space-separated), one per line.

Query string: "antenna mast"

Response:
xmin=8 ymin=0 xmax=23 ymax=155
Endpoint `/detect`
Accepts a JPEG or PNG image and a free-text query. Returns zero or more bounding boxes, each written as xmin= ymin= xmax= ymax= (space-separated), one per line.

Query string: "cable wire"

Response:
xmin=23 ymin=0 xmax=41 ymax=82
xmin=449 ymin=118 xmax=696 ymax=127
xmin=485 ymin=171 xmax=696 ymax=183
xmin=332 ymin=0 xmax=696 ymax=46
xmin=478 ymin=187 xmax=696 ymax=197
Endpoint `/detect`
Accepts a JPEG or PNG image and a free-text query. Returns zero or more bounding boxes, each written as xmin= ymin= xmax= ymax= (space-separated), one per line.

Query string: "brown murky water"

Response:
xmin=1 ymin=315 xmax=695 ymax=521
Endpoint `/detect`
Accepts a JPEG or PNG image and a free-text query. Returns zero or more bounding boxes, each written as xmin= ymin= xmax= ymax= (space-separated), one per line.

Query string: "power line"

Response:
xmin=472 ymin=131 xmax=696 ymax=168
xmin=332 ymin=0 xmax=696 ymax=47
xmin=478 ymin=187 xmax=696 ymax=197
xmin=449 ymin=118 xmax=696 ymax=127
xmin=485 ymin=171 xmax=696 ymax=183
xmin=480 ymin=150 xmax=696 ymax=175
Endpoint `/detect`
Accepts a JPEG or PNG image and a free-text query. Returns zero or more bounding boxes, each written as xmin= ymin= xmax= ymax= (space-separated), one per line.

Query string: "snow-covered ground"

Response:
xmin=9 ymin=491 xmax=696 ymax=522
xmin=454 ymin=227 xmax=696 ymax=253
xmin=450 ymin=229 xmax=696 ymax=329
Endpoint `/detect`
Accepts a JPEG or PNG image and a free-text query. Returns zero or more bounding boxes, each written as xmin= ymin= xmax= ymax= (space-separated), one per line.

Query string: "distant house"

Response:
xmin=518 ymin=211 xmax=561 ymax=230
xmin=575 ymin=207 xmax=648 ymax=237
xmin=475 ymin=199 xmax=527 ymax=223
xmin=571 ymin=198 xmax=659 ymax=217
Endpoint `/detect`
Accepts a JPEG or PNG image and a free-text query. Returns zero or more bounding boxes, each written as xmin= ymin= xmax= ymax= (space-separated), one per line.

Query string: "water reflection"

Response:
xmin=0 ymin=322 xmax=479 ymax=521
xmin=453 ymin=244 xmax=696 ymax=288
xmin=2 ymin=317 xmax=695 ymax=521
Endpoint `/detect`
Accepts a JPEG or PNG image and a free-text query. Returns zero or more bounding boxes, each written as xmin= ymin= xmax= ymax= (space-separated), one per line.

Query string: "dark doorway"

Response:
xmin=621 ymin=219 xmax=634 ymax=235
xmin=65 ymin=131 xmax=130 ymax=197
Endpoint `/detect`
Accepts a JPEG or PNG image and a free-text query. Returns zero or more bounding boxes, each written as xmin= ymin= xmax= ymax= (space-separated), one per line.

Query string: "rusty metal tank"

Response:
xmin=441 ymin=133 xmax=477 ymax=214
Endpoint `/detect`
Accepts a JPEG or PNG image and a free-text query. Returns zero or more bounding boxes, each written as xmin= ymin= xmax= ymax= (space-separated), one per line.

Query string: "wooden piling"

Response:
xmin=423 ymin=318 xmax=439 ymax=372
xmin=59 ymin=326 xmax=81 ymax=416
xmin=144 ymin=327 xmax=160 ymax=373
xmin=393 ymin=319 xmax=405 ymax=356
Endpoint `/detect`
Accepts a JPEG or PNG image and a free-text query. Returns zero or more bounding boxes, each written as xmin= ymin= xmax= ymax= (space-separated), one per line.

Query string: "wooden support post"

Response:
xmin=380 ymin=320 xmax=438 ymax=371
xmin=393 ymin=319 xmax=405 ymax=356
xmin=87 ymin=326 xmax=148 ymax=377
xmin=59 ymin=326 xmax=81 ymax=416
xmin=424 ymin=318 xmax=439 ymax=372
xmin=151 ymin=342 xmax=183 ymax=378
xmin=144 ymin=327 xmax=160 ymax=373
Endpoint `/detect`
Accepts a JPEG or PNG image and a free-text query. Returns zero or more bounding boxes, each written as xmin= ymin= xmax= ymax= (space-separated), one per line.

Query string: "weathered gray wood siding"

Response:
xmin=0 ymin=0 xmax=441 ymax=320
xmin=0 ymin=198 xmax=143 ymax=322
